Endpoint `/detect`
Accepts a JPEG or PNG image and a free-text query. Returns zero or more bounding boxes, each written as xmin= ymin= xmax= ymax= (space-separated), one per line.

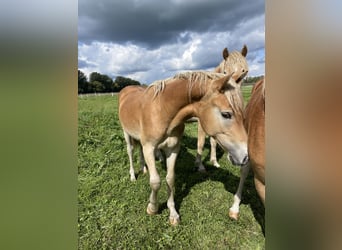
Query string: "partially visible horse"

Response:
xmin=244 ymin=78 xmax=265 ymax=204
xmin=119 ymin=71 xmax=248 ymax=225
xmin=195 ymin=45 xmax=249 ymax=171
xmin=228 ymin=78 xmax=265 ymax=219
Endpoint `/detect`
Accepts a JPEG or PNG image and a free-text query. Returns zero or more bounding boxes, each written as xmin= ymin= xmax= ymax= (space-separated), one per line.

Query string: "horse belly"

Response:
xmin=119 ymin=108 xmax=141 ymax=140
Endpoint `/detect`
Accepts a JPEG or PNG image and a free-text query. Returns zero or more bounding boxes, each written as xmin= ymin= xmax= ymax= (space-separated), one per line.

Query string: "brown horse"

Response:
xmin=119 ymin=71 xmax=248 ymax=225
xmin=244 ymin=78 xmax=265 ymax=204
xmin=195 ymin=45 xmax=248 ymax=171
xmin=228 ymin=79 xmax=265 ymax=219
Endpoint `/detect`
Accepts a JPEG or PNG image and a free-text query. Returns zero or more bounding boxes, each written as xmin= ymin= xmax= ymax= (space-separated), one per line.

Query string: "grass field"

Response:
xmin=78 ymin=85 xmax=265 ymax=249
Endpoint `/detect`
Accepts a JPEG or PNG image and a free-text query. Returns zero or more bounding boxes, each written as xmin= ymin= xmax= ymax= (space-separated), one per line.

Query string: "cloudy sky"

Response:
xmin=78 ymin=0 xmax=264 ymax=84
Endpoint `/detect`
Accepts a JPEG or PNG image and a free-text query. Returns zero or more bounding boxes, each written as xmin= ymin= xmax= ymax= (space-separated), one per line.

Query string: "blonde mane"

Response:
xmin=146 ymin=71 xmax=244 ymax=115
xmin=146 ymin=71 xmax=226 ymax=101
xmin=226 ymin=86 xmax=245 ymax=118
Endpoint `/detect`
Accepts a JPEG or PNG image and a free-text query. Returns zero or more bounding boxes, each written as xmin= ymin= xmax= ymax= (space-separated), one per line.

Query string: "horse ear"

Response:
xmin=222 ymin=48 xmax=229 ymax=60
xmin=214 ymin=73 xmax=234 ymax=92
xmin=241 ymin=44 xmax=248 ymax=57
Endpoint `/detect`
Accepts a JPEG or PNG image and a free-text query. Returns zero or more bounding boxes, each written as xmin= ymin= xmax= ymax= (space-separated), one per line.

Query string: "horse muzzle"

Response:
xmin=229 ymin=154 xmax=249 ymax=167
xmin=215 ymin=135 xmax=248 ymax=166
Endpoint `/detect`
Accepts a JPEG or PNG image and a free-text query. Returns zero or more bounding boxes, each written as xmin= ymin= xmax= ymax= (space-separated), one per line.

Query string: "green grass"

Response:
xmin=78 ymin=85 xmax=264 ymax=249
xmin=241 ymin=84 xmax=253 ymax=104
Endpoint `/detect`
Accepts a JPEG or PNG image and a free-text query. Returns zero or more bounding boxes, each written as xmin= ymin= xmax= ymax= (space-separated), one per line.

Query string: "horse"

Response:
xmin=118 ymin=71 xmax=248 ymax=225
xmin=243 ymin=78 xmax=265 ymax=204
xmin=228 ymin=78 xmax=265 ymax=219
xmin=195 ymin=45 xmax=249 ymax=172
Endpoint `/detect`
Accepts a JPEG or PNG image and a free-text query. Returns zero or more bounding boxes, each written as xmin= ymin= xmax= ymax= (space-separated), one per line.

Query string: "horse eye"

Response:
xmin=221 ymin=111 xmax=232 ymax=119
xmin=223 ymin=71 xmax=227 ymax=74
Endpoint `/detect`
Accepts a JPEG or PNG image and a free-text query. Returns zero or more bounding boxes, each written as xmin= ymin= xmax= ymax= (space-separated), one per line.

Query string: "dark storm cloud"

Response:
xmin=79 ymin=0 xmax=264 ymax=48
xmin=78 ymin=0 xmax=265 ymax=83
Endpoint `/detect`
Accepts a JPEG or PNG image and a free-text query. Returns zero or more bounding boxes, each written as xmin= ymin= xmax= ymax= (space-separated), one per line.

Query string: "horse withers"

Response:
xmin=118 ymin=71 xmax=248 ymax=225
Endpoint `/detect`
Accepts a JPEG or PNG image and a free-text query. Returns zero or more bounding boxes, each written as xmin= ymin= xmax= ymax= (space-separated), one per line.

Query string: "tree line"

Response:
xmin=78 ymin=69 xmax=264 ymax=94
xmin=78 ymin=70 xmax=141 ymax=94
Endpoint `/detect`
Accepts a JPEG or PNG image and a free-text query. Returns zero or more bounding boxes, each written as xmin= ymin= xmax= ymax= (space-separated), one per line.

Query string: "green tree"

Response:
xmin=84 ymin=72 xmax=141 ymax=93
xmin=78 ymin=70 xmax=89 ymax=93
xmin=89 ymin=72 xmax=113 ymax=92
xmin=114 ymin=76 xmax=140 ymax=92
xmin=89 ymin=81 xmax=105 ymax=93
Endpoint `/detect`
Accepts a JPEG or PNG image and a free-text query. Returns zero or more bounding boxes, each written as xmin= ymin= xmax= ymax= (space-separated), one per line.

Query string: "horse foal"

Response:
xmin=119 ymin=71 xmax=248 ymax=225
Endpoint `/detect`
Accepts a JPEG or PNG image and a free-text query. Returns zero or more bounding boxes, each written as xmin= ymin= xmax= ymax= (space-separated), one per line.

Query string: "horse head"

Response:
xmin=195 ymin=74 xmax=248 ymax=166
xmin=217 ymin=45 xmax=249 ymax=86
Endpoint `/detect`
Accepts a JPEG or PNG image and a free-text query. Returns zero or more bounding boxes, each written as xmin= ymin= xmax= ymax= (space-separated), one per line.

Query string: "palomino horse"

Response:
xmin=195 ymin=45 xmax=249 ymax=171
xmin=228 ymin=79 xmax=265 ymax=219
xmin=243 ymin=78 xmax=265 ymax=204
xmin=229 ymin=78 xmax=265 ymax=219
xmin=119 ymin=71 xmax=248 ymax=225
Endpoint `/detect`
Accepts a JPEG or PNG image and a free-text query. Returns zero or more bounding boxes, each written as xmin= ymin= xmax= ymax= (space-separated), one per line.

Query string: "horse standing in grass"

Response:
xmin=119 ymin=71 xmax=248 ymax=225
xmin=126 ymin=46 xmax=249 ymax=181
xmin=195 ymin=45 xmax=249 ymax=171
xmin=243 ymin=78 xmax=265 ymax=204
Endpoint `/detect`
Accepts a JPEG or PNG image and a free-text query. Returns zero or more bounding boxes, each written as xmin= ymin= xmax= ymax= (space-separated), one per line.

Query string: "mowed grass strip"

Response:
xmin=78 ymin=85 xmax=265 ymax=249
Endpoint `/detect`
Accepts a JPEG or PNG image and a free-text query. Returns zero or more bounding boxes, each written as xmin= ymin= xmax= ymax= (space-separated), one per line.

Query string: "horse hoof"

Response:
xmin=169 ymin=217 xmax=180 ymax=226
xmin=228 ymin=210 xmax=239 ymax=220
xmin=130 ymin=176 xmax=137 ymax=182
xmin=211 ymin=160 xmax=220 ymax=168
xmin=146 ymin=205 xmax=158 ymax=215
xmin=142 ymin=166 xmax=148 ymax=174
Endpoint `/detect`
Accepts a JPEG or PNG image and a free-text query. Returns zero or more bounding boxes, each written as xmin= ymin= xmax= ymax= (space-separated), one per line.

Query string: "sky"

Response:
xmin=78 ymin=0 xmax=265 ymax=84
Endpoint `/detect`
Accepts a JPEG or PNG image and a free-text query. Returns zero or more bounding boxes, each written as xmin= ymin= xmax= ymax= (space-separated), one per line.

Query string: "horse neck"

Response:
xmin=163 ymin=79 xmax=209 ymax=134
xmin=161 ymin=78 xmax=208 ymax=108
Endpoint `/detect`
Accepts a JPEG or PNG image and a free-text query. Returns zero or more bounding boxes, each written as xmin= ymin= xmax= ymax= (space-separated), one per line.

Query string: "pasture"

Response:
xmin=78 ymin=85 xmax=265 ymax=249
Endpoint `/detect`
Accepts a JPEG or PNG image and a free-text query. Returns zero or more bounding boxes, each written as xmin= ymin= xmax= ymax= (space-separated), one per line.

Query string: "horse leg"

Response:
xmin=229 ymin=164 xmax=250 ymax=220
xmin=143 ymin=144 xmax=161 ymax=215
xmin=209 ymin=137 xmax=220 ymax=167
xmin=138 ymin=143 xmax=147 ymax=174
xmin=164 ymin=141 xmax=181 ymax=225
xmin=138 ymin=145 xmax=163 ymax=174
xmin=123 ymin=131 xmax=136 ymax=181
xmin=254 ymin=177 xmax=265 ymax=205
xmin=195 ymin=122 xmax=207 ymax=172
